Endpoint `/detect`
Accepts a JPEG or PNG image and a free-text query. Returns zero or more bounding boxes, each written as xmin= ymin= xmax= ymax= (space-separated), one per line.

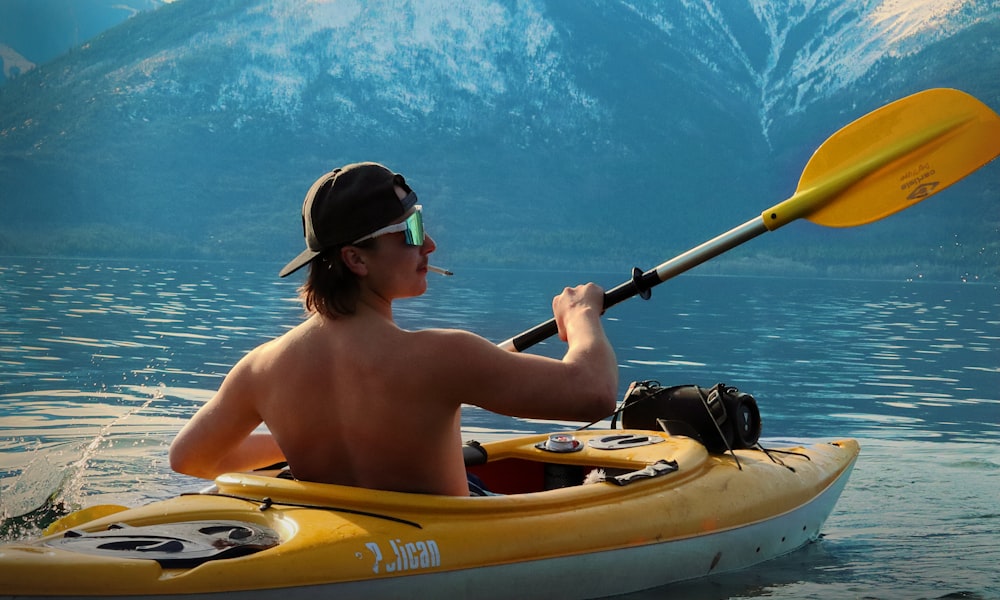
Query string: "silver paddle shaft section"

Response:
xmin=497 ymin=216 xmax=770 ymax=352
xmin=651 ymin=216 xmax=768 ymax=282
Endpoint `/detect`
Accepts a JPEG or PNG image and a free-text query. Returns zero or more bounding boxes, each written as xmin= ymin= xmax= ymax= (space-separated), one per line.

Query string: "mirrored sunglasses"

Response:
xmin=352 ymin=205 xmax=425 ymax=246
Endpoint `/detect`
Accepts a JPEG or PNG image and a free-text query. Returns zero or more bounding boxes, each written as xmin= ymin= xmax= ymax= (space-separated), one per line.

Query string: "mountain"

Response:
xmin=1 ymin=0 xmax=998 ymax=281
xmin=0 ymin=0 xmax=168 ymax=82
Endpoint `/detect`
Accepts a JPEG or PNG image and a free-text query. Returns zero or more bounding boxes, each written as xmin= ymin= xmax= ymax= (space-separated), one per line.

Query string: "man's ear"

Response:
xmin=340 ymin=246 xmax=368 ymax=276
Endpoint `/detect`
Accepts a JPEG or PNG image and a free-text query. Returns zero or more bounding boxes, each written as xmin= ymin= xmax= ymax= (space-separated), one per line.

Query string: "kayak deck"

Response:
xmin=0 ymin=430 xmax=859 ymax=599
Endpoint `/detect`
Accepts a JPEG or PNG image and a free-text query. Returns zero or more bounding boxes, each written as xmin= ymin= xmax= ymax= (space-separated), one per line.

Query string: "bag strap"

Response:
xmin=609 ymin=380 xmax=663 ymax=429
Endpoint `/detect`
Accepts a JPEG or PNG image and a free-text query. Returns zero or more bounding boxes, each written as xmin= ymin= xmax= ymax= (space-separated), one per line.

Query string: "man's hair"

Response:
xmin=299 ymin=240 xmax=375 ymax=318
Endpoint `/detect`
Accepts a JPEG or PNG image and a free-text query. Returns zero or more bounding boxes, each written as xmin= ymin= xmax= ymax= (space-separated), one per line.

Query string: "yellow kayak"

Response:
xmin=0 ymin=430 xmax=858 ymax=599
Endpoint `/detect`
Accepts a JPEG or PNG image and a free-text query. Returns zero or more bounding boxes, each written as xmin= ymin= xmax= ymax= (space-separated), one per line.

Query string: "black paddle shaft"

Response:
xmin=506 ymin=266 xmax=661 ymax=352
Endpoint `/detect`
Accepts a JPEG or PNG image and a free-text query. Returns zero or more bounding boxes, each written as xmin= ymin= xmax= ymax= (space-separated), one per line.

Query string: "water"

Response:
xmin=1 ymin=257 xmax=997 ymax=599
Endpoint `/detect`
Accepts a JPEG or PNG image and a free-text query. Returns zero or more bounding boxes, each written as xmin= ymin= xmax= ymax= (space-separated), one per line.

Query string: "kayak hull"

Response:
xmin=0 ymin=431 xmax=859 ymax=599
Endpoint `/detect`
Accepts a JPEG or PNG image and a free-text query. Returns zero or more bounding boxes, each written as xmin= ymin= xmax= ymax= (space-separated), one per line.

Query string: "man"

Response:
xmin=169 ymin=162 xmax=618 ymax=496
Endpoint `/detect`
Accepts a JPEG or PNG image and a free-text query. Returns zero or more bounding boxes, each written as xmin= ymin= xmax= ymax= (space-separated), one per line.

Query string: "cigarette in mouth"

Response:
xmin=428 ymin=265 xmax=454 ymax=276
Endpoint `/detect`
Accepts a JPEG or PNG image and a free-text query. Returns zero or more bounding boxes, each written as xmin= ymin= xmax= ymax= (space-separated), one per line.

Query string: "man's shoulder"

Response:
xmin=406 ymin=326 xmax=489 ymax=347
xmin=234 ymin=322 xmax=311 ymax=373
xmin=401 ymin=327 xmax=508 ymax=371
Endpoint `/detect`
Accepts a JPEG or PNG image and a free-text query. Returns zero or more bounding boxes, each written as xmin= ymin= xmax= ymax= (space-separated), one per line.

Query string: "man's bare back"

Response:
xmin=181 ymin=312 xmax=469 ymax=495
xmin=171 ymin=291 xmax=616 ymax=495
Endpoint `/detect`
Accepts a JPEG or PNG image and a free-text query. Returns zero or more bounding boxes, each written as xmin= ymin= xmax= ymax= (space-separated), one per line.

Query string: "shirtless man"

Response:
xmin=169 ymin=162 xmax=618 ymax=496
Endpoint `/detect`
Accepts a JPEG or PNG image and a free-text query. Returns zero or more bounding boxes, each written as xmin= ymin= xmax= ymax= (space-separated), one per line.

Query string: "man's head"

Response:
xmin=282 ymin=162 xmax=419 ymax=318
xmin=279 ymin=162 xmax=416 ymax=278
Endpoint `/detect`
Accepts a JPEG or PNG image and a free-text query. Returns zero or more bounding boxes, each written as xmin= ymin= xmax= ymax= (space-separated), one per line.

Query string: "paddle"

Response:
xmin=499 ymin=88 xmax=1000 ymax=352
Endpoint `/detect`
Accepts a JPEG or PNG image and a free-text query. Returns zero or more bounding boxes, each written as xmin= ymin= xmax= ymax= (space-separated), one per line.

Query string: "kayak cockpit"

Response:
xmin=209 ymin=430 xmax=710 ymax=508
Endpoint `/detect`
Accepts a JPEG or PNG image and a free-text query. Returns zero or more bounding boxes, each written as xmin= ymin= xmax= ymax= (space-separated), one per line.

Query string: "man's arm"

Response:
xmin=420 ymin=283 xmax=618 ymax=422
xmin=169 ymin=355 xmax=286 ymax=479
xmin=551 ymin=282 xmax=618 ymax=403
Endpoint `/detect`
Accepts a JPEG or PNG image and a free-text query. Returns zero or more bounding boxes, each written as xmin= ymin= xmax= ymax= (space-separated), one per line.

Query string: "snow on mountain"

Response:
xmin=102 ymin=0 xmax=604 ymax=137
xmin=623 ymin=0 xmax=998 ymax=141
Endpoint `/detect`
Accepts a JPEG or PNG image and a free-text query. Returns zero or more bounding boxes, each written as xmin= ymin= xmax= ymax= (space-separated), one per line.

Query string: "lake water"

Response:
xmin=0 ymin=257 xmax=997 ymax=599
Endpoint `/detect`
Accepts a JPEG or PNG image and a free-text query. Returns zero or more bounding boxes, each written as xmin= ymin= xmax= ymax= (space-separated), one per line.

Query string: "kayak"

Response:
xmin=0 ymin=429 xmax=858 ymax=599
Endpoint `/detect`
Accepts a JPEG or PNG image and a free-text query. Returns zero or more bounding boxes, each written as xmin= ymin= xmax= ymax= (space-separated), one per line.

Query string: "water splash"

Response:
xmin=0 ymin=391 xmax=160 ymax=541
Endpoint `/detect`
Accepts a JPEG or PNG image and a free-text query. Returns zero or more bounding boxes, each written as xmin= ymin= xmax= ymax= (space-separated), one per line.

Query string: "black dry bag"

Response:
xmin=619 ymin=381 xmax=762 ymax=453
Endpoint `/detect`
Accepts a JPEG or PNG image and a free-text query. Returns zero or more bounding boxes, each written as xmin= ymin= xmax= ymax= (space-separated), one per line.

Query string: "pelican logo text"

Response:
xmin=362 ymin=539 xmax=441 ymax=574
xmin=899 ymin=163 xmax=937 ymax=199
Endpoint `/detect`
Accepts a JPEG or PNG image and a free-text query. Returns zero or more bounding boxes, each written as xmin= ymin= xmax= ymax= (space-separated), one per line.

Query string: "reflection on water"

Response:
xmin=1 ymin=258 xmax=998 ymax=597
xmin=599 ymin=276 xmax=1000 ymax=445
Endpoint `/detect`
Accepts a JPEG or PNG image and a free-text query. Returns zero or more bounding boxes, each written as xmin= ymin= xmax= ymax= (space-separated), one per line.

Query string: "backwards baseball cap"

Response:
xmin=279 ymin=162 xmax=416 ymax=277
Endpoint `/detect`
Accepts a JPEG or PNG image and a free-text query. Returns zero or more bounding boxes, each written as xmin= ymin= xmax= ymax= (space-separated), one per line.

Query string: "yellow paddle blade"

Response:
xmin=42 ymin=504 xmax=128 ymax=536
xmin=763 ymin=88 xmax=1000 ymax=230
